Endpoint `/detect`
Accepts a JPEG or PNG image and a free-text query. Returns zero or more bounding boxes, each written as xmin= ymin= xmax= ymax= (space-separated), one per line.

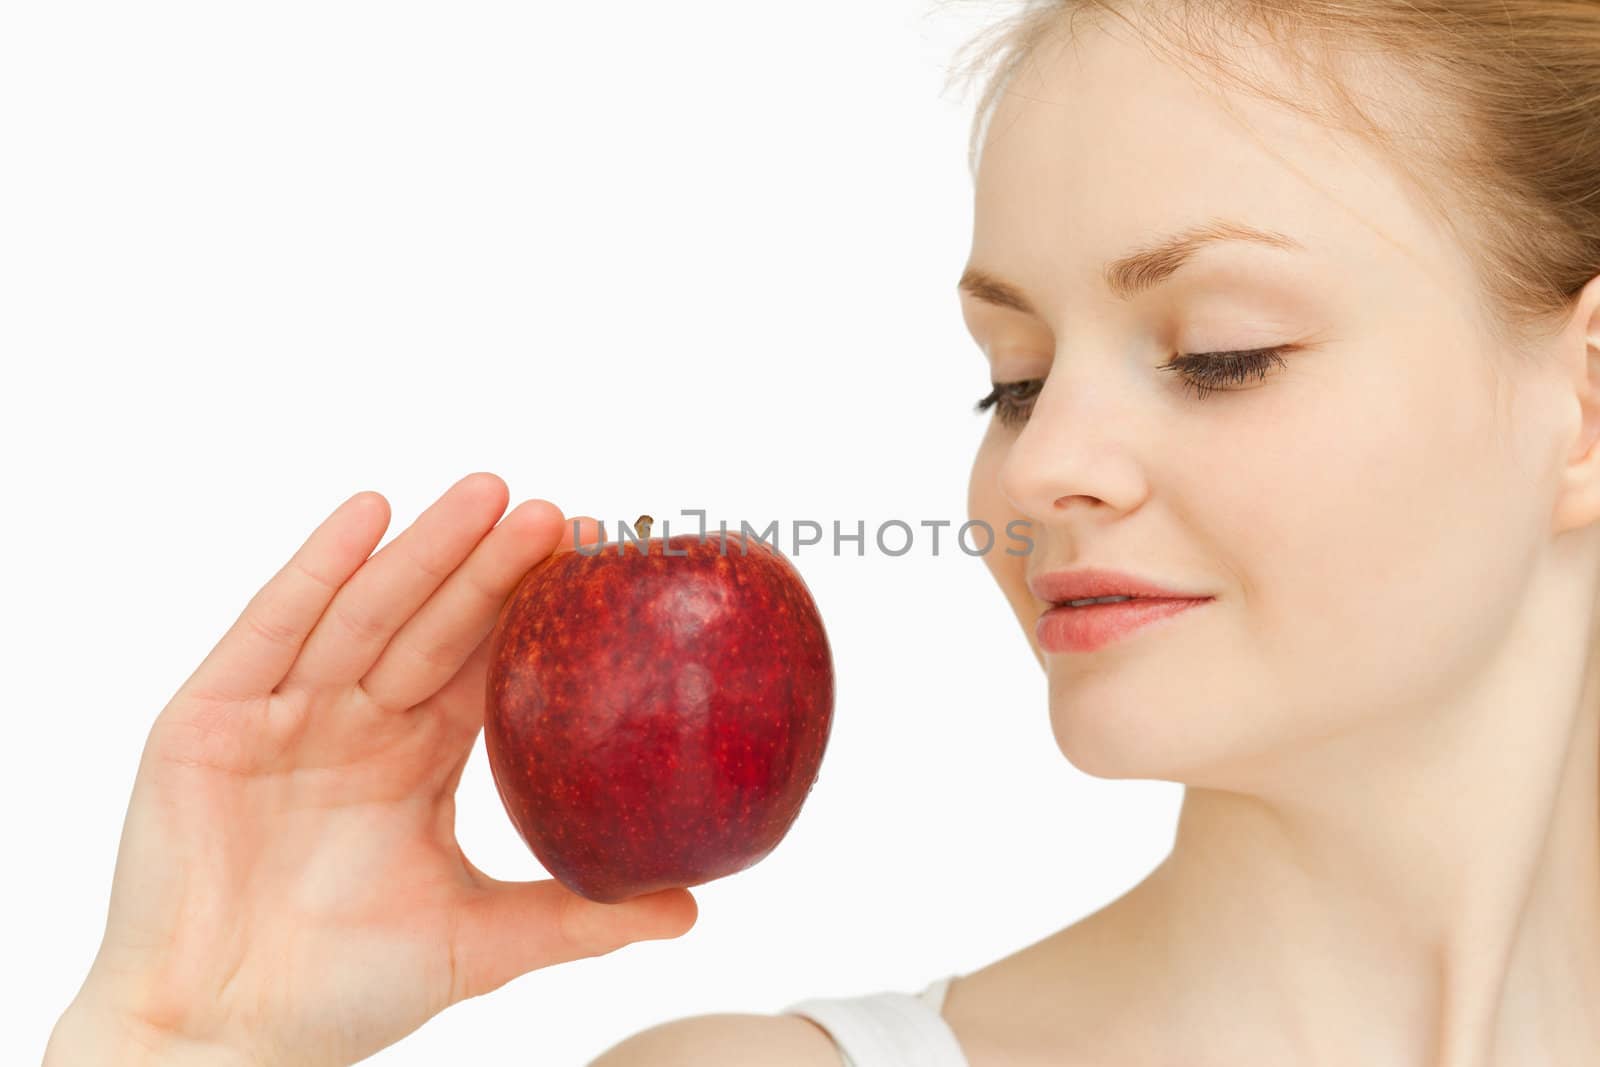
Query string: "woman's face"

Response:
xmin=964 ymin=17 xmax=1574 ymax=786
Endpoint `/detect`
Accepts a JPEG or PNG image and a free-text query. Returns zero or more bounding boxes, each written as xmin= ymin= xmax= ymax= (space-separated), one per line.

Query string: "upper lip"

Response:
xmin=1028 ymin=567 xmax=1213 ymax=605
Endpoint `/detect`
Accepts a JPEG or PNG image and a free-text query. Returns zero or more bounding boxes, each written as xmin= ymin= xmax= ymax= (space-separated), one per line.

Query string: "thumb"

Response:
xmin=561 ymin=885 xmax=700 ymax=952
xmin=450 ymin=879 xmax=698 ymax=1000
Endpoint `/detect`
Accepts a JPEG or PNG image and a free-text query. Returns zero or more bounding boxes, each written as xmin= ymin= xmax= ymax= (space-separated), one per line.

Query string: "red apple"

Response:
xmin=484 ymin=518 xmax=835 ymax=904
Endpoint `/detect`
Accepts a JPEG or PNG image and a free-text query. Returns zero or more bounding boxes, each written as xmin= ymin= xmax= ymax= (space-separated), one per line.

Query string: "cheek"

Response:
xmin=1225 ymin=342 xmax=1538 ymax=708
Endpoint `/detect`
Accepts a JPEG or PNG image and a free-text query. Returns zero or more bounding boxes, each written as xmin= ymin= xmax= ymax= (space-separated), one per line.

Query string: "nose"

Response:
xmin=996 ymin=370 xmax=1147 ymax=522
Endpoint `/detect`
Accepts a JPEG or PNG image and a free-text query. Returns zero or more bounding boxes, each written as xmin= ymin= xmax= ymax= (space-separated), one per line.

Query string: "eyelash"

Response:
xmin=974 ymin=347 xmax=1294 ymax=430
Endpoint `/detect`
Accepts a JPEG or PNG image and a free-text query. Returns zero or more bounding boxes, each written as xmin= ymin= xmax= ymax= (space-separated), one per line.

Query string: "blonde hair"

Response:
xmin=940 ymin=0 xmax=1600 ymax=353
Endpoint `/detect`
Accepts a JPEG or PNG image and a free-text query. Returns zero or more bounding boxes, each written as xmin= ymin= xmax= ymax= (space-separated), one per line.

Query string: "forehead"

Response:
xmin=967 ymin=15 xmax=1468 ymax=314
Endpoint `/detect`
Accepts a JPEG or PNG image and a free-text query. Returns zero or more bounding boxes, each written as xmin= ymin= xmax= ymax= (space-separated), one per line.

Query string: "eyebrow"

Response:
xmin=958 ymin=219 xmax=1306 ymax=315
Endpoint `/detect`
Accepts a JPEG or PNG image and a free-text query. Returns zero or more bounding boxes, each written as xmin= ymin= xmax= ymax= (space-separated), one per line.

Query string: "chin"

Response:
xmin=1042 ymin=669 xmax=1276 ymax=786
xmin=1047 ymin=697 xmax=1191 ymax=781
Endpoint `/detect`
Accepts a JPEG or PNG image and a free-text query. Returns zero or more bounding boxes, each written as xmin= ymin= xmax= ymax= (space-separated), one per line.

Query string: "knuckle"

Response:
xmin=557 ymin=894 xmax=624 ymax=961
xmin=397 ymin=628 xmax=472 ymax=675
xmin=556 ymin=891 xmax=597 ymax=958
xmin=244 ymin=607 xmax=303 ymax=650
xmin=288 ymin=555 xmax=343 ymax=596
xmin=331 ymin=599 xmax=389 ymax=644
xmin=462 ymin=567 xmax=504 ymax=611
xmin=402 ymin=541 xmax=456 ymax=585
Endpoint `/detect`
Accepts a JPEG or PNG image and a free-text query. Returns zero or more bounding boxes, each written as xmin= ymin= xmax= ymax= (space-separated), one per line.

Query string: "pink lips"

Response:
xmin=1026 ymin=565 xmax=1213 ymax=654
xmin=1035 ymin=596 xmax=1211 ymax=654
xmin=1027 ymin=566 xmax=1209 ymax=604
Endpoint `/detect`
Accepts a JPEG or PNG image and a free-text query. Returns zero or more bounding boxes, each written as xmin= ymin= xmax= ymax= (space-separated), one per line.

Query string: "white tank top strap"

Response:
xmin=781 ymin=975 xmax=970 ymax=1067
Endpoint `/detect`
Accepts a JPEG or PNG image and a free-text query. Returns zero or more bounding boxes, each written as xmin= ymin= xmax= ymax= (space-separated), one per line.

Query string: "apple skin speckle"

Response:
xmin=484 ymin=531 xmax=835 ymax=904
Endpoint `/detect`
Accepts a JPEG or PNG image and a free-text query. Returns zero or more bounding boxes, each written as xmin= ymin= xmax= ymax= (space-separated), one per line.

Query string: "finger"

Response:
xmin=419 ymin=616 xmax=498 ymax=751
xmin=280 ymin=472 xmax=509 ymax=691
xmin=418 ymin=511 xmax=597 ymax=746
xmin=449 ymin=880 xmax=698 ymax=1001
xmin=551 ymin=515 xmax=604 ymax=555
xmin=180 ymin=492 xmax=391 ymax=704
xmin=360 ymin=499 xmax=566 ymax=714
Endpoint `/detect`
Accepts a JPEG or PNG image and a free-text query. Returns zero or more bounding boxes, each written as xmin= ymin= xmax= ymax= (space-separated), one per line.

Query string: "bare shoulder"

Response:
xmin=587 ymin=1010 xmax=843 ymax=1067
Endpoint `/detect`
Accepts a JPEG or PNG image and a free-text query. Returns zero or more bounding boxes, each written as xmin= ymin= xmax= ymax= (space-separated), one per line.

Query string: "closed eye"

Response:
xmin=1157 ymin=346 xmax=1293 ymax=401
xmin=975 ymin=346 xmax=1295 ymax=428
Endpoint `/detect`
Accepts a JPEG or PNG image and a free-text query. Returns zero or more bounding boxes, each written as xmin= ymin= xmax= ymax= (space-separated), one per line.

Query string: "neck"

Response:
xmin=1141 ymin=627 xmax=1600 ymax=1067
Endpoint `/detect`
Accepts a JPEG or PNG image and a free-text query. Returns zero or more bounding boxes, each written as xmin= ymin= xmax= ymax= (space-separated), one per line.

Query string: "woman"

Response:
xmin=44 ymin=1 xmax=1600 ymax=1064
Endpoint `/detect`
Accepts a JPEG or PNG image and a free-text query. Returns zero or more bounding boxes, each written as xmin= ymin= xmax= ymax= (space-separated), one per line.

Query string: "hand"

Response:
xmin=44 ymin=474 xmax=698 ymax=1067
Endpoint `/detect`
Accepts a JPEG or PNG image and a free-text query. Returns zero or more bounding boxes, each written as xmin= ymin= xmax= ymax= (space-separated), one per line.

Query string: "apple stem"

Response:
xmin=635 ymin=514 xmax=654 ymax=541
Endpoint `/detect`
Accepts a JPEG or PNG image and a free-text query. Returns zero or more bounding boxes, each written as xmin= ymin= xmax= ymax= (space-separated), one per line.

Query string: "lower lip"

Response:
xmin=1035 ymin=597 xmax=1212 ymax=654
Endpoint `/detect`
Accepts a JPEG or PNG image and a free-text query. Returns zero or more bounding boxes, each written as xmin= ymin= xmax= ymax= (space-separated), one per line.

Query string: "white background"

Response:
xmin=1 ymin=2 xmax=1180 ymax=1063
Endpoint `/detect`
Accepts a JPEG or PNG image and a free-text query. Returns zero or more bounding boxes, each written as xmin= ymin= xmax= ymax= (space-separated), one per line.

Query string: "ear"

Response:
xmin=1552 ymin=274 xmax=1600 ymax=535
